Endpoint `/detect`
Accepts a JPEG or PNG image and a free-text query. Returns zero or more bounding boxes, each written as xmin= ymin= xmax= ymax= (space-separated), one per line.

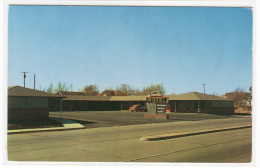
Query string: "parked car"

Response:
xmin=129 ymin=104 xmax=147 ymax=112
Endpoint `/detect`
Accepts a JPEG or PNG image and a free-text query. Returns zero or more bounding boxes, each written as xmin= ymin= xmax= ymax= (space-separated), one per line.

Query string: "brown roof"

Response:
xmin=64 ymin=92 xmax=231 ymax=101
xmin=63 ymin=95 xmax=146 ymax=101
xmin=99 ymin=90 xmax=124 ymax=96
xmin=56 ymin=91 xmax=85 ymax=96
xmin=8 ymin=86 xmax=65 ymax=98
xmin=168 ymin=92 xmax=232 ymax=101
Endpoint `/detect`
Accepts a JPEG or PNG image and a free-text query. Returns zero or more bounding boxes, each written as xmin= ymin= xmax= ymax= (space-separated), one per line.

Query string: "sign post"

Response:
xmin=144 ymin=91 xmax=169 ymax=119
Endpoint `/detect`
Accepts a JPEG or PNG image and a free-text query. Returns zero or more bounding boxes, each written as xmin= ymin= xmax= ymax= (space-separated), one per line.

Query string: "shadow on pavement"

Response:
xmin=68 ymin=119 xmax=96 ymax=125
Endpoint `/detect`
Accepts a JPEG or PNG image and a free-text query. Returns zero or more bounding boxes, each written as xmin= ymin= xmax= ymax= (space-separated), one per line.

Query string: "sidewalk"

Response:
xmin=8 ymin=118 xmax=84 ymax=134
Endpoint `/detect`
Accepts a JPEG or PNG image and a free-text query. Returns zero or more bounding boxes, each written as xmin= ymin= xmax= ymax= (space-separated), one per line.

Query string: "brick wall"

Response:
xmin=205 ymin=107 xmax=234 ymax=115
xmin=8 ymin=108 xmax=49 ymax=121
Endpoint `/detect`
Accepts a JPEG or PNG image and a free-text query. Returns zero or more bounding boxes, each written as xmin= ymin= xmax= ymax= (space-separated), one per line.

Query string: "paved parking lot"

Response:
xmin=49 ymin=111 xmax=249 ymax=129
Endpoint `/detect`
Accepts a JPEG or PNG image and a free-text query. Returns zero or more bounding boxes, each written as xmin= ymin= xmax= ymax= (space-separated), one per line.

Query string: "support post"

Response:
xmin=60 ymin=99 xmax=63 ymax=118
xmin=198 ymin=101 xmax=201 ymax=114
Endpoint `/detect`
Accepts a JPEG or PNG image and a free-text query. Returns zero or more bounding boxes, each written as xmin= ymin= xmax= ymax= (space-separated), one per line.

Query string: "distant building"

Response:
xmin=56 ymin=91 xmax=85 ymax=96
xmin=99 ymin=90 xmax=124 ymax=96
xmin=225 ymin=91 xmax=251 ymax=107
xmin=8 ymin=86 xmax=64 ymax=121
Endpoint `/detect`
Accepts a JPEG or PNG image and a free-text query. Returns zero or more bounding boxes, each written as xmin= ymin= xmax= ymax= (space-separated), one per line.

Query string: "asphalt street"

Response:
xmin=8 ymin=116 xmax=252 ymax=162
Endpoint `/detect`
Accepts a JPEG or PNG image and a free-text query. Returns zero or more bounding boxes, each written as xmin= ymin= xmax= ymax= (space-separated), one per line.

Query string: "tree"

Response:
xmin=118 ymin=84 xmax=129 ymax=96
xmin=115 ymin=84 xmax=132 ymax=96
xmin=83 ymin=85 xmax=100 ymax=96
xmin=54 ymin=82 xmax=70 ymax=93
xmin=105 ymin=86 xmax=114 ymax=90
xmin=226 ymin=87 xmax=251 ymax=107
xmin=249 ymin=86 xmax=252 ymax=108
xmin=42 ymin=87 xmax=46 ymax=92
xmin=141 ymin=84 xmax=166 ymax=95
xmin=47 ymin=83 xmax=54 ymax=93
xmin=114 ymin=83 xmax=167 ymax=96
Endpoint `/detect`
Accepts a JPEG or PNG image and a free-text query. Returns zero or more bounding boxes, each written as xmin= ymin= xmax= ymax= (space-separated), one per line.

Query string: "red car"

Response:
xmin=129 ymin=105 xmax=147 ymax=112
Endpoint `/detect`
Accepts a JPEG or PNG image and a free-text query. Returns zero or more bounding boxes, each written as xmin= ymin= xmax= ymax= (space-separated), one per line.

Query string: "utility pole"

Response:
xmin=202 ymin=84 xmax=206 ymax=94
xmin=21 ymin=72 xmax=28 ymax=87
xmin=34 ymin=74 xmax=36 ymax=90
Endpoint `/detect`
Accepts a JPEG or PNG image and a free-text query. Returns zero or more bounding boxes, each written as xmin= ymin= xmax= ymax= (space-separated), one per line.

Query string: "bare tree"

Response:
xmin=119 ymin=84 xmax=128 ymax=96
xmin=140 ymin=84 xmax=166 ymax=95
xmin=116 ymin=84 xmax=131 ymax=96
xmin=114 ymin=83 xmax=166 ymax=96
xmin=226 ymin=87 xmax=251 ymax=107
xmin=83 ymin=85 xmax=100 ymax=96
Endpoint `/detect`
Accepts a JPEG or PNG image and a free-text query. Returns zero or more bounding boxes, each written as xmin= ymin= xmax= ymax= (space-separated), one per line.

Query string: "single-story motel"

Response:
xmin=8 ymin=86 xmax=64 ymax=121
xmin=8 ymin=86 xmax=234 ymax=121
xmin=53 ymin=91 xmax=234 ymax=114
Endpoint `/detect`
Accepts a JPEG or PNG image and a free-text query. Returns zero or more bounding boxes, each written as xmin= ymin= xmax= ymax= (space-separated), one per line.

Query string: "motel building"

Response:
xmin=7 ymin=86 xmax=234 ymax=120
xmin=8 ymin=86 xmax=64 ymax=122
xmin=51 ymin=91 xmax=234 ymax=115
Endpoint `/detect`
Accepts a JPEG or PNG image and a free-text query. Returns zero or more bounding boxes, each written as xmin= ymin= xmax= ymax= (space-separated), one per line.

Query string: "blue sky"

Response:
xmin=8 ymin=6 xmax=252 ymax=95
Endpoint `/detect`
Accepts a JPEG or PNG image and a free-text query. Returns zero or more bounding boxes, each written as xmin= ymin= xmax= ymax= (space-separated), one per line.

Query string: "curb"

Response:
xmin=8 ymin=118 xmax=85 ymax=134
xmin=140 ymin=125 xmax=252 ymax=141
xmin=51 ymin=116 xmax=93 ymax=123
xmin=8 ymin=126 xmax=85 ymax=134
